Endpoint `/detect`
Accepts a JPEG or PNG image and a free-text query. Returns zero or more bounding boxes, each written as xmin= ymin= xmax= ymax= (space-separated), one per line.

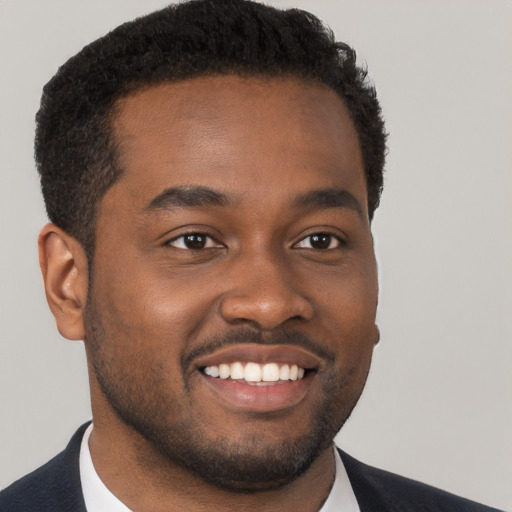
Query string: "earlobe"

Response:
xmin=373 ymin=324 xmax=381 ymax=346
xmin=38 ymin=223 xmax=89 ymax=341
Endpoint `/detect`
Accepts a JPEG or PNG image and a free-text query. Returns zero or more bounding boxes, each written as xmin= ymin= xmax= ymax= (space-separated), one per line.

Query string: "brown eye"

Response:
xmin=168 ymin=233 xmax=221 ymax=250
xmin=295 ymin=233 xmax=341 ymax=250
xmin=183 ymin=234 xmax=207 ymax=249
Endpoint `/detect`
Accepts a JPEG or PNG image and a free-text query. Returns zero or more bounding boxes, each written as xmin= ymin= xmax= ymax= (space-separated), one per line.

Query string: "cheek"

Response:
xmin=317 ymin=265 xmax=378 ymax=362
xmin=91 ymin=263 xmax=214 ymax=356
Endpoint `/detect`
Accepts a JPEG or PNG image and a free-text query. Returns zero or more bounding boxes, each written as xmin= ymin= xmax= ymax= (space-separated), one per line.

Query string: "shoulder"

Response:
xmin=338 ymin=449 xmax=505 ymax=512
xmin=0 ymin=423 xmax=89 ymax=512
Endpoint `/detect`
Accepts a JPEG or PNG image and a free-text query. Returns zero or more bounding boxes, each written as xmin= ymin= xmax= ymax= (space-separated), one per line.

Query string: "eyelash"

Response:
xmin=294 ymin=233 xmax=344 ymax=250
xmin=166 ymin=232 xmax=222 ymax=250
xmin=166 ymin=231 xmax=345 ymax=251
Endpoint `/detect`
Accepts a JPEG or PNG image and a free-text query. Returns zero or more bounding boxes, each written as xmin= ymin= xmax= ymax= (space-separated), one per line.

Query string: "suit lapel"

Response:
xmin=338 ymin=448 xmax=392 ymax=512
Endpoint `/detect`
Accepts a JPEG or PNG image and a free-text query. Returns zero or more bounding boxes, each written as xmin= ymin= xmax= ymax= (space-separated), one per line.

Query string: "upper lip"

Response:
xmin=194 ymin=344 xmax=322 ymax=370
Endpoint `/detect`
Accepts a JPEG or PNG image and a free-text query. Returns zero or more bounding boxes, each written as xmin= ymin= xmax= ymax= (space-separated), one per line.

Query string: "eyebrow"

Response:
xmin=294 ymin=188 xmax=363 ymax=218
xmin=144 ymin=185 xmax=363 ymax=218
xmin=145 ymin=186 xmax=230 ymax=212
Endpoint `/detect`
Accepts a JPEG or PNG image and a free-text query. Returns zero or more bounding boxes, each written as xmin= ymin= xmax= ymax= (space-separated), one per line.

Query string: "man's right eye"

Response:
xmin=167 ymin=233 xmax=222 ymax=250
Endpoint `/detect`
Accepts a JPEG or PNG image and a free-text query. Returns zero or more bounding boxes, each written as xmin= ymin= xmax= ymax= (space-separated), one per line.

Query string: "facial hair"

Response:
xmin=84 ymin=299 xmax=370 ymax=493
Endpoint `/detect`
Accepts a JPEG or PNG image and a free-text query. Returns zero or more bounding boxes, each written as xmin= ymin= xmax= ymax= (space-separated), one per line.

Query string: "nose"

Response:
xmin=219 ymin=250 xmax=314 ymax=331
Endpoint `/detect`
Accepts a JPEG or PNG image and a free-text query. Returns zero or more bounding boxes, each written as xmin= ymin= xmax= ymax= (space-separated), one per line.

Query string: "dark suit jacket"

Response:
xmin=0 ymin=422 xmax=504 ymax=511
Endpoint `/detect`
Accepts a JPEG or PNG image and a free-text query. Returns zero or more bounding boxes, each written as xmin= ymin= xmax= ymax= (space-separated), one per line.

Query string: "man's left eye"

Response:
xmin=294 ymin=233 xmax=342 ymax=250
xmin=167 ymin=233 xmax=221 ymax=250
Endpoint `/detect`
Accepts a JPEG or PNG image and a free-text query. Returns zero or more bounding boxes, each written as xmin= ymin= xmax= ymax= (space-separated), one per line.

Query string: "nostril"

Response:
xmin=218 ymin=271 xmax=314 ymax=329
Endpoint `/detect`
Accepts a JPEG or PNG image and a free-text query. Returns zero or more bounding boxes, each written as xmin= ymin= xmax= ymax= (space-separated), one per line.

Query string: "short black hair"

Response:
xmin=36 ymin=0 xmax=387 ymax=259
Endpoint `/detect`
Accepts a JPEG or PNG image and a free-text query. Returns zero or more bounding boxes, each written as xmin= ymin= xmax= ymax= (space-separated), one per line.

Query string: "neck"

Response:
xmin=88 ymin=419 xmax=336 ymax=512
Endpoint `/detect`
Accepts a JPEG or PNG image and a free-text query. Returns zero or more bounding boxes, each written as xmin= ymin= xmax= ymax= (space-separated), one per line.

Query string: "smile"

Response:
xmin=194 ymin=344 xmax=320 ymax=412
xmin=203 ymin=362 xmax=306 ymax=383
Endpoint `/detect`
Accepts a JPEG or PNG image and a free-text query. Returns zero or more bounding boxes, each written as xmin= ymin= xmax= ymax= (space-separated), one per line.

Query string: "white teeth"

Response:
xmin=230 ymin=362 xmax=244 ymax=380
xmin=219 ymin=363 xmax=230 ymax=379
xmin=204 ymin=366 xmax=219 ymax=377
xmin=203 ymin=362 xmax=307 ymax=383
xmin=262 ymin=363 xmax=280 ymax=382
xmin=244 ymin=362 xmax=262 ymax=382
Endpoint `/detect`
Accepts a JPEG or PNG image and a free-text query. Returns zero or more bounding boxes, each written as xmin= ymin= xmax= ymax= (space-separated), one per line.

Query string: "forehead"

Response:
xmin=110 ymin=75 xmax=366 ymax=212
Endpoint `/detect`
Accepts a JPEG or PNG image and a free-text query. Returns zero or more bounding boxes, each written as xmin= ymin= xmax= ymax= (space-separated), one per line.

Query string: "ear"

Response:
xmin=38 ymin=223 xmax=89 ymax=340
xmin=373 ymin=324 xmax=381 ymax=346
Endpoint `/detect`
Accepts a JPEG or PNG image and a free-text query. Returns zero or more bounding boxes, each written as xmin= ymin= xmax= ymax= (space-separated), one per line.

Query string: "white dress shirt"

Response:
xmin=80 ymin=424 xmax=360 ymax=512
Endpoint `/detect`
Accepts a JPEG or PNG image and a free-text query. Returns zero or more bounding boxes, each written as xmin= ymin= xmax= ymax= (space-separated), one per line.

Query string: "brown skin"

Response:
xmin=39 ymin=76 xmax=379 ymax=511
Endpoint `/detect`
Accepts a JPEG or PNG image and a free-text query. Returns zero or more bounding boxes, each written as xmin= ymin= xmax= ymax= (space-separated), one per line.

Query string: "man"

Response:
xmin=0 ymin=1 xmax=505 ymax=511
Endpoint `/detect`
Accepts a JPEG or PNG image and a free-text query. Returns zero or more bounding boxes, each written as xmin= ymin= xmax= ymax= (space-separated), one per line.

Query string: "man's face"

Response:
xmin=85 ymin=75 xmax=379 ymax=491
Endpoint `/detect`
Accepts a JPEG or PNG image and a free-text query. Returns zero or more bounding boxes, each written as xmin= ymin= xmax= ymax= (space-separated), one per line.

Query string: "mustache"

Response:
xmin=180 ymin=328 xmax=335 ymax=373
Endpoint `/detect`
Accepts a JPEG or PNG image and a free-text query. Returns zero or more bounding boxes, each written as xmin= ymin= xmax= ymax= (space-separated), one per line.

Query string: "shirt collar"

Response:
xmin=319 ymin=445 xmax=360 ymax=512
xmin=80 ymin=424 xmax=359 ymax=512
xmin=79 ymin=424 xmax=132 ymax=511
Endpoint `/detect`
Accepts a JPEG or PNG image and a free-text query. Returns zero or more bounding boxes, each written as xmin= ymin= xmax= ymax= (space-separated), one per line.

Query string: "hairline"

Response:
xmin=84 ymin=70 xmax=370 ymax=264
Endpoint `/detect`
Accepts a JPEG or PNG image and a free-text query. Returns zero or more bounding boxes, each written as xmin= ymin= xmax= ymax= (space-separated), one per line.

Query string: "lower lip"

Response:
xmin=200 ymin=373 xmax=312 ymax=412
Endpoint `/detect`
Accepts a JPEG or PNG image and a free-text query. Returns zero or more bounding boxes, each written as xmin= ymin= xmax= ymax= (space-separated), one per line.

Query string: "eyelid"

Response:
xmin=293 ymin=231 xmax=346 ymax=250
xmin=166 ymin=231 xmax=224 ymax=249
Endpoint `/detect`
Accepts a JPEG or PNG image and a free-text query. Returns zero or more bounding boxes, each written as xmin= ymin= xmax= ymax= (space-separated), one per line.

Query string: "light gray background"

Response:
xmin=1 ymin=1 xmax=511 ymax=509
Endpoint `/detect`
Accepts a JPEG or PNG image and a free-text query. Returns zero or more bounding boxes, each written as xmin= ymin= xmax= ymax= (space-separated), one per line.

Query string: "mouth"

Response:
xmin=194 ymin=344 xmax=320 ymax=412
xmin=202 ymin=362 xmax=306 ymax=383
